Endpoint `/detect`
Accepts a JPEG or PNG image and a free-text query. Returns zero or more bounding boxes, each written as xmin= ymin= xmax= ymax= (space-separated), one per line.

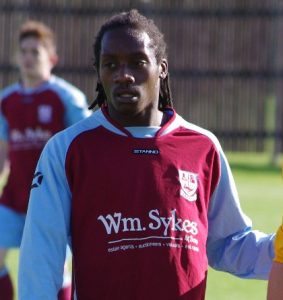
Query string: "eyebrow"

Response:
xmin=101 ymin=51 xmax=149 ymax=58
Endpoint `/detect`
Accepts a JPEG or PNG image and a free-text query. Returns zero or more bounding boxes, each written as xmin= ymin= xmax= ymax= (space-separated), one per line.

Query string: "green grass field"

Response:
xmin=206 ymin=152 xmax=282 ymax=300
xmin=2 ymin=152 xmax=282 ymax=299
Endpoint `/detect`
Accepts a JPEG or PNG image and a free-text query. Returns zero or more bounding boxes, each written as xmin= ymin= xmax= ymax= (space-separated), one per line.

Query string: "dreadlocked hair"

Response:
xmin=89 ymin=9 xmax=173 ymax=110
xmin=89 ymin=82 xmax=106 ymax=109
xmin=159 ymin=73 xmax=173 ymax=110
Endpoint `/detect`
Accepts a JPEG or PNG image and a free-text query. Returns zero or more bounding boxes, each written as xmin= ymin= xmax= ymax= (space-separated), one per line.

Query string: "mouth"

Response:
xmin=23 ymin=64 xmax=35 ymax=71
xmin=114 ymin=89 xmax=139 ymax=103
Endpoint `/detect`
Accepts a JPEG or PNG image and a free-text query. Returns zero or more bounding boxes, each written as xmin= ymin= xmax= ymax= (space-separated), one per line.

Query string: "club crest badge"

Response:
xmin=38 ymin=105 xmax=52 ymax=123
xmin=178 ymin=169 xmax=198 ymax=202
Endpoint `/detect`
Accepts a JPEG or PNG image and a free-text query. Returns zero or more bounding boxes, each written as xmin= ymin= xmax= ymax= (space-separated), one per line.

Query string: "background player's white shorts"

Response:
xmin=0 ymin=205 xmax=25 ymax=248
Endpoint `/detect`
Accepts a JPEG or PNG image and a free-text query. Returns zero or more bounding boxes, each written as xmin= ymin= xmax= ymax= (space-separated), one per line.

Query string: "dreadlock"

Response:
xmin=89 ymin=82 xmax=106 ymax=109
xmin=89 ymin=9 xmax=173 ymax=110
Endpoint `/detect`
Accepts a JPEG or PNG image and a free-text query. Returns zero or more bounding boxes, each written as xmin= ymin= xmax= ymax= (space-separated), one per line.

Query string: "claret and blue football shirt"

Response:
xmin=0 ymin=75 xmax=90 ymax=213
xmin=19 ymin=107 xmax=274 ymax=300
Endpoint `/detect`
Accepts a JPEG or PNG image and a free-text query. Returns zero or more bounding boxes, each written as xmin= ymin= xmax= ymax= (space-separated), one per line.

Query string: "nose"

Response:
xmin=114 ymin=65 xmax=135 ymax=84
xmin=21 ymin=51 xmax=35 ymax=65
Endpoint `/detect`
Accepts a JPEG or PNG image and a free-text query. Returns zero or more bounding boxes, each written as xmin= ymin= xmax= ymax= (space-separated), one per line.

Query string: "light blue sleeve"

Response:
xmin=62 ymin=88 xmax=92 ymax=127
xmin=0 ymin=92 xmax=9 ymax=141
xmin=51 ymin=77 xmax=91 ymax=126
xmin=18 ymin=133 xmax=71 ymax=299
xmin=207 ymin=148 xmax=274 ymax=279
xmin=0 ymin=109 xmax=8 ymax=141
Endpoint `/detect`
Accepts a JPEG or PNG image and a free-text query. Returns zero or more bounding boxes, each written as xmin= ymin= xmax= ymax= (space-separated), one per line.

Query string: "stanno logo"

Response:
xmin=178 ymin=169 xmax=198 ymax=202
xmin=132 ymin=149 xmax=159 ymax=155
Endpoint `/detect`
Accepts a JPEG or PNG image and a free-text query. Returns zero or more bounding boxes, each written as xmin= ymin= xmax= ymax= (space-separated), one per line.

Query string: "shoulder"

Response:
xmin=44 ymin=110 xmax=102 ymax=157
xmin=0 ymin=83 xmax=20 ymax=102
xmin=46 ymin=75 xmax=86 ymax=103
xmin=174 ymin=113 xmax=222 ymax=151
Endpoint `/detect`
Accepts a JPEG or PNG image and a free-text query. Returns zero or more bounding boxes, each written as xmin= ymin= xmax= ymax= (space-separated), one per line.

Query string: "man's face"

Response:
xmin=98 ymin=27 xmax=167 ymax=126
xmin=17 ymin=36 xmax=56 ymax=81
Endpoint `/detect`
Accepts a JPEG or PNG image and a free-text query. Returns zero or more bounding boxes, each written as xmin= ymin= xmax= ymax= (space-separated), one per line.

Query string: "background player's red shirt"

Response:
xmin=0 ymin=77 xmax=89 ymax=213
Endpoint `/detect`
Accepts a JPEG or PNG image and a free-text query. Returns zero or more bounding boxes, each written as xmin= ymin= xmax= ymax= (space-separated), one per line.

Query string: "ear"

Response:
xmin=159 ymin=59 xmax=168 ymax=79
xmin=50 ymin=53 xmax=59 ymax=67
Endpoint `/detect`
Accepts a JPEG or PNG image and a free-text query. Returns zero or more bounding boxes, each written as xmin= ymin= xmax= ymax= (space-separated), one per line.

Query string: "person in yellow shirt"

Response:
xmin=267 ymin=222 xmax=283 ymax=300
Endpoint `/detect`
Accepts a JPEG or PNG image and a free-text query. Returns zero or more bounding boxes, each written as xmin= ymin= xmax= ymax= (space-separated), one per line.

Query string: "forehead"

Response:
xmin=20 ymin=36 xmax=42 ymax=48
xmin=19 ymin=36 xmax=51 ymax=53
xmin=100 ymin=27 xmax=154 ymax=57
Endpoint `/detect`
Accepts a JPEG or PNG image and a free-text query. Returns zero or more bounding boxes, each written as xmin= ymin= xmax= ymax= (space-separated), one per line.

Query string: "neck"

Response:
xmin=22 ymin=74 xmax=51 ymax=89
xmin=108 ymin=107 xmax=164 ymax=127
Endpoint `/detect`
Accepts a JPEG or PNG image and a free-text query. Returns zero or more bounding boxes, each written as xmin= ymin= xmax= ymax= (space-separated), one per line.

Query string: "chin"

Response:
xmin=110 ymin=103 xmax=139 ymax=115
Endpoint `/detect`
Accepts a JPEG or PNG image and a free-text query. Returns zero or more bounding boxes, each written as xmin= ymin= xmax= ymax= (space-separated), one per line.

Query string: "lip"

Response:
xmin=23 ymin=63 xmax=34 ymax=69
xmin=113 ymin=87 xmax=140 ymax=103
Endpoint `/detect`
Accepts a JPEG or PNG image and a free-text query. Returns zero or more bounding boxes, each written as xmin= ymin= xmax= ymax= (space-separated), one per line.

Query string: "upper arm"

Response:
xmin=61 ymin=89 xmax=91 ymax=127
xmin=18 ymin=136 xmax=72 ymax=298
xmin=207 ymin=149 xmax=274 ymax=279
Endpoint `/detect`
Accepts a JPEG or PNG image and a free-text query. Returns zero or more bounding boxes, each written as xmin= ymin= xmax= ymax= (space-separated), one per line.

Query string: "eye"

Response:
xmin=102 ymin=62 xmax=117 ymax=69
xmin=20 ymin=48 xmax=26 ymax=55
xmin=31 ymin=49 xmax=39 ymax=57
xmin=133 ymin=60 xmax=147 ymax=67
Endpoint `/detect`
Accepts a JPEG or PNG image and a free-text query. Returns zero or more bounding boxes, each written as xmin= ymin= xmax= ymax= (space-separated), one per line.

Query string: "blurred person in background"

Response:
xmin=0 ymin=20 xmax=90 ymax=300
xmin=19 ymin=10 xmax=274 ymax=300
xmin=267 ymin=221 xmax=283 ymax=300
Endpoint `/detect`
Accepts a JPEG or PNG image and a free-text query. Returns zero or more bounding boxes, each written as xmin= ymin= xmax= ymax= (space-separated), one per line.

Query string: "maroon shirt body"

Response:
xmin=65 ymin=110 xmax=220 ymax=299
